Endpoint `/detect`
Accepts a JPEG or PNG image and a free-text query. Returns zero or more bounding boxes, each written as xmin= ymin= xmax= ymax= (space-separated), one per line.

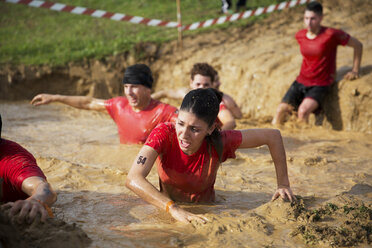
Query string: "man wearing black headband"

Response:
xmin=31 ymin=64 xmax=178 ymax=144
xmin=0 ymin=114 xmax=57 ymax=223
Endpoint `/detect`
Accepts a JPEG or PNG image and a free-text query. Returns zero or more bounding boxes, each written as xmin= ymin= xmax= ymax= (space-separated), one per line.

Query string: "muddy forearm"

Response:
xmin=126 ymin=176 xmax=172 ymax=212
xmin=352 ymin=41 xmax=363 ymax=74
xmin=268 ymin=130 xmax=290 ymax=188
xmin=53 ymin=95 xmax=94 ymax=110
xmin=151 ymin=91 xmax=166 ymax=100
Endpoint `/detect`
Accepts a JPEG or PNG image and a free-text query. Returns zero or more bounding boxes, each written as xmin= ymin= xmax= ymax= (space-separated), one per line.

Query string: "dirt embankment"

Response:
xmin=1 ymin=0 xmax=371 ymax=133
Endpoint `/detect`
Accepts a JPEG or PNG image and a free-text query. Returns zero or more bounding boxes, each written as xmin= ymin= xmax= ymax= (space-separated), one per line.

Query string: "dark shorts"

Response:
xmin=282 ymin=81 xmax=330 ymax=110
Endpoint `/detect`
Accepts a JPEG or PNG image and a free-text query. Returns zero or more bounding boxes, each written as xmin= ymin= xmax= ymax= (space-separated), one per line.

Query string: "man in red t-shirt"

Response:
xmin=272 ymin=1 xmax=363 ymax=125
xmin=31 ymin=64 xmax=178 ymax=144
xmin=151 ymin=63 xmax=238 ymax=130
xmin=0 ymin=115 xmax=57 ymax=222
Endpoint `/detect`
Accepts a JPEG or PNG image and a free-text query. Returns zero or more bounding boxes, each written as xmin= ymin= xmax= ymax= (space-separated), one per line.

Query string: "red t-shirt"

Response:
xmin=145 ymin=123 xmax=242 ymax=203
xmin=0 ymin=139 xmax=46 ymax=203
xmin=295 ymin=27 xmax=350 ymax=87
xmin=105 ymin=97 xmax=178 ymax=144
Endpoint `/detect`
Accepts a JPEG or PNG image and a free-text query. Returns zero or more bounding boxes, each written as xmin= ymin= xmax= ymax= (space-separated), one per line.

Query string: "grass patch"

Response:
xmin=0 ymin=0 xmax=287 ymax=66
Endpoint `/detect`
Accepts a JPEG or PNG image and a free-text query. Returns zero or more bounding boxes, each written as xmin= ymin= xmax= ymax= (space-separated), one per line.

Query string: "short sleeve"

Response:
xmin=15 ymin=161 xmax=46 ymax=191
xmin=163 ymin=105 xmax=178 ymax=123
xmin=1 ymin=141 xmax=46 ymax=192
xmin=104 ymin=98 xmax=116 ymax=120
xmin=334 ymin=29 xmax=350 ymax=46
xmin=144 ymin=123 xmax=173 ymax=154
xmin=221 ymin=130 xmax=242 ymax=162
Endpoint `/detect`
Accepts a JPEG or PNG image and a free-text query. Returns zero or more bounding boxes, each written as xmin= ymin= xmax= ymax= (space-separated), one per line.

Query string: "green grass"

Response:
xmin=0 ymin=0 xmax=287 ymax=66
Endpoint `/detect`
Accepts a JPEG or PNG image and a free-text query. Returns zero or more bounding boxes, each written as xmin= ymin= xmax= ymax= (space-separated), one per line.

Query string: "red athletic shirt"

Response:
xmin=145 ymin=122 xmax=242 ymax=203
xmin=295 ymin=27 xmax=350 ymax=87
xmin=0 ymin=139 xmax=46 ymax=203
xmin=105 ymin=97 xmax=178 ymax=144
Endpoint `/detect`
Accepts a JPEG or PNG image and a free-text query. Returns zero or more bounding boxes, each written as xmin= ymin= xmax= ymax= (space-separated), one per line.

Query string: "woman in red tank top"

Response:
xmin=126 ymin=88 xmax=296 ymax=224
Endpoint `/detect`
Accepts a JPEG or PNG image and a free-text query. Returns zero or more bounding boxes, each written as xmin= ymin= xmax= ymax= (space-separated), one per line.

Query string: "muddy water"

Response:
xmin=1 ymin=101 xmax=371 ymax=247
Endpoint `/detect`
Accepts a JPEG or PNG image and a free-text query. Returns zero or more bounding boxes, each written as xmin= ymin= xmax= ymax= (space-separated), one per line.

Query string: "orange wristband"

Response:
xmin=165 ymin=200 xmax=175 ymax=212
xmin=37 ymin=200 xmax=54 ymax=218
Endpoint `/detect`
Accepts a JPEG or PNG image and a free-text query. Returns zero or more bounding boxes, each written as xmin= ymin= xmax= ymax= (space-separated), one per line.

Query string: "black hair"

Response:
xmin=180 ymin=88 xmax=223 ymax=161
xmin=122 ymin=64 xmax=153 ymax=89
xmin=306 ymin=1 xmax=323 ymax=16
xmin=0 ymin=114 xmax=2 ymax=139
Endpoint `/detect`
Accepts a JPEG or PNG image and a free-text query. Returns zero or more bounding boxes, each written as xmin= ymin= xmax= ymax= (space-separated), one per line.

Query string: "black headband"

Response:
xmin=122 ymin=64 xmax=153 ymax=89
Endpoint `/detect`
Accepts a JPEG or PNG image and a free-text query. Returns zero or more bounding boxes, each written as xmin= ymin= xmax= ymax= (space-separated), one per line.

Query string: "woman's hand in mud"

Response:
xmin=4 ymin=198 xmax=49 ymax=223
xmin=31 ymin=94 xmax=55 ymax=106
xmin=169 ymin=204 xmax=209 ymax=224
xmin=271 ymin=186 xmax=296 ymax=202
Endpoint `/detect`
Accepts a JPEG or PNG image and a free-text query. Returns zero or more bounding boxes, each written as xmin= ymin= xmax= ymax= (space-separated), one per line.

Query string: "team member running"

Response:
xmin=0 ymin=114 xmax=57 ymax=223
xmin=272 ymin=1 xmax=363 ymax=125
xmin=126 ymin=88 xmax=295 ymax=224
xmin=31 ymin=64 xmax=178 ymax=144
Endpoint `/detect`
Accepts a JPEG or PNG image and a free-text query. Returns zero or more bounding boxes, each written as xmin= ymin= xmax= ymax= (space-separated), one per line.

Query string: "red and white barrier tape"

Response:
xmin=2 ymin=0 xmax=178 ymax=28
xmin=2 ymin=0 xmax=311 ymax=30
xmin=183 ymin=0 xmax=312 ymax=30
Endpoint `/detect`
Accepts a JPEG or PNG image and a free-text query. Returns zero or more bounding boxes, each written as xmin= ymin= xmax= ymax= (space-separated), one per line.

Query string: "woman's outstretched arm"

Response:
xmin=238 ymin=129 xmax=296 ymax=202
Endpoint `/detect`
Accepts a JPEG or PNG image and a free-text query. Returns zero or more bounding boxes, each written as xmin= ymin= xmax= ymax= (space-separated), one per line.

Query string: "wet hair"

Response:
xmin=122 ymin=64 xmax=153 ymax=89
xmin=306 ymin=1 xmax=323 ymax=16
xmin=190 ymin=63 xmax=215 ymax=83
xmin=180 ymin=88 xmax=223 ymax=161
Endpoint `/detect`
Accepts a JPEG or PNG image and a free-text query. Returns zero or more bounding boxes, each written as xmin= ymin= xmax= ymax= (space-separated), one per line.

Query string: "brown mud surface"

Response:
xmin=1 ymin=0 xmax=372 ymax=247
xmin=0 ymin=205 xmax=91 ymax=248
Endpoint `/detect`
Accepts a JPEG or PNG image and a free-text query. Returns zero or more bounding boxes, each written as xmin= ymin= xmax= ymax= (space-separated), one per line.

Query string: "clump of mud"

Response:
xmin=192 ymin=212 xmax=273 ymax=236
xmin=190 ymin=211 xmax=274 ymax=247
xmin=292 ymin=195 xmax=372 ymax=247
xmin=191 ymin=193 xmax=371 ymax=247
xmin=0 ymin=205 xmax=91 ymax=248
xmin=256 ymin=197 xmax=307 ymax=222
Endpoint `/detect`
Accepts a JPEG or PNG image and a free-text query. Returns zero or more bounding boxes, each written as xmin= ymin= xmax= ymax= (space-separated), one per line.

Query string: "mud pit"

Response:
xmin=1 ymin=101 xmax=371 ymax=247
xmin=0 ymin=0 xmax=372 ymax=247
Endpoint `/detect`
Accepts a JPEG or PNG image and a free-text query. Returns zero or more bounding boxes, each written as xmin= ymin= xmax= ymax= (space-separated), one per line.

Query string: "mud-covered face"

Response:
xmin=304 ymin=10 xmax=322 ymax=34
xmin=190 ymin=74 xmax=213 ymax=89
xmin=176 ymin=110 xmax=214 ymax=155
xmin=124 ymin=84 xmax=151 ymax=111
